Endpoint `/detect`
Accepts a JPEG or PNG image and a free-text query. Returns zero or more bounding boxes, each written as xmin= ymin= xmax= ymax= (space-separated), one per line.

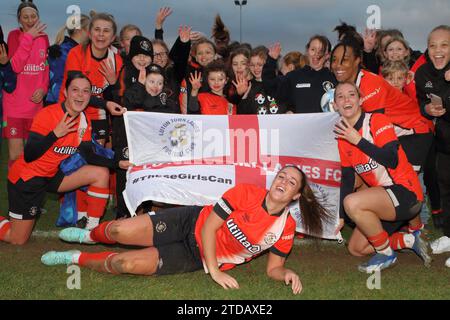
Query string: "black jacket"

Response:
xmin=274 ymin=64 xmax=337 ymax=114
xmin=123 ymin=82 xmax=179 ymax=114
xmin=415 ymin=56 xmax=450 ymax=154
xmin=238 ymin=80 xmax=287 ymax=115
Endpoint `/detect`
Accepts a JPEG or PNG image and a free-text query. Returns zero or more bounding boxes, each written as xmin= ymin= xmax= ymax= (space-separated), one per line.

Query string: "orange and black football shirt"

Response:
xmin=338 ymin=112 xmax=423 ymax=201
xmin=356 ymin=69 xmax=430 ymax=136
xmin=59 ymin=44 xmax=123 ymax=121
xmin=8 ymin=103 xmax=91 ymax=183
xmin=194 ymin=183 xmax=296 ymax=273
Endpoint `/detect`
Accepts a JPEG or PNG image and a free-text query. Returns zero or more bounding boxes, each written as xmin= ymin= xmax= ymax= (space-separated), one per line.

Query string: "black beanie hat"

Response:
xmin=146 ymin=63 xmax=165 ymax=79
xmin=128 ymin=35 xmax=153 ymax=60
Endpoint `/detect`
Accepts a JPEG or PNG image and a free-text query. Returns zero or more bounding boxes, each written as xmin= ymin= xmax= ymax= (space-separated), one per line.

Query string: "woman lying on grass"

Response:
xmin=41 ymin=165 xmax=329 ymax=294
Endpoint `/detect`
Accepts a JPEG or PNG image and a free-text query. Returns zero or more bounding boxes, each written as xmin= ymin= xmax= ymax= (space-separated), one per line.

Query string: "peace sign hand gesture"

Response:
xmin=53 ymin=112 xmax=79 ymax=138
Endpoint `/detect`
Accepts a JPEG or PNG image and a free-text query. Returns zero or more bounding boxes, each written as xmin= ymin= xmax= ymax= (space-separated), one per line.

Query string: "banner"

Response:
xmin=123 ymin=112 xmax=342 ymax=240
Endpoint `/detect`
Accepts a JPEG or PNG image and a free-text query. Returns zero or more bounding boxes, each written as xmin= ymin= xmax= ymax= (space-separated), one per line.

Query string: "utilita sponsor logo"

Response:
xmin=226 ymin=219 xmax=261 ymax=254
xmin=53 ymin=146 xmax=78 ymax=155
xmin=23 ymin=63 xmax=46 ymax=72
xmin=355 ymin=158 xmax=378 ymax=174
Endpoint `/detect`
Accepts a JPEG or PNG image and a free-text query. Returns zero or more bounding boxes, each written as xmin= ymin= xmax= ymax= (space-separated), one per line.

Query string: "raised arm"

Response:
xmin=154 ymin=7 xmax=173 ymax=40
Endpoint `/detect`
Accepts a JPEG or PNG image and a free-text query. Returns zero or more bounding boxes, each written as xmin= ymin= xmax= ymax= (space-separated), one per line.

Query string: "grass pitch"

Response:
xmin=0 ymin=143 xmax=449 ymax=300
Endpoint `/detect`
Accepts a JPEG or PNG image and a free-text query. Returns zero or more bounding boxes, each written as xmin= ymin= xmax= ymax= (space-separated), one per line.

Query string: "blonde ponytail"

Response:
xmin=54 ymin=25 xmax=67 ymax=45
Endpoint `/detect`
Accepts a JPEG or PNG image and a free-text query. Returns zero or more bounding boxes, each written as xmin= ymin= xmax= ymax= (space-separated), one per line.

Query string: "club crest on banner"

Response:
xmin=159 ymin=118 xmax=200 ymax=158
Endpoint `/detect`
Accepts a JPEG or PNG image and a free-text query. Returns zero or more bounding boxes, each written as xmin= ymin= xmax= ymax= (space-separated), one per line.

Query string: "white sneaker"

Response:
xmin=446 ymin=257 xmax=450 ymax=268
xmin=430 ymin=236 xmax=450 ymax=254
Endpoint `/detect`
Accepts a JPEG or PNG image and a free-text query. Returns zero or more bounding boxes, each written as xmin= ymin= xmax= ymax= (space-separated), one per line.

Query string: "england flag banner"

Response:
xmin=123 ymin=112 xmax=342 ymax=240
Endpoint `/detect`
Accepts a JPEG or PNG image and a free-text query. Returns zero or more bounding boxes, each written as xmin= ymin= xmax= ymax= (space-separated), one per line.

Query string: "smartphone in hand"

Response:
xmin=430 ymin=93 xmax=443 ymax=107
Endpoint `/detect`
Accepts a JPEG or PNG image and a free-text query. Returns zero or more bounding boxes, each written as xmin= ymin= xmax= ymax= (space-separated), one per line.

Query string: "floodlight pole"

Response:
xmin=234 ymin=0 xmax=247 ymax=42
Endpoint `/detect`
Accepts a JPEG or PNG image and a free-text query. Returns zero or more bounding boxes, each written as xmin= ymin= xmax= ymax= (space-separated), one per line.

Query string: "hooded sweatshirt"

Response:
xmin=3 ymin=29 xmax=49 ymax=119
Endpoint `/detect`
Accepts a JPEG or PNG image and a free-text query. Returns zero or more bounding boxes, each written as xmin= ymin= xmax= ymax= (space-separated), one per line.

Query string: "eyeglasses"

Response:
xmin=154 ymin=52 xmax=168 ymax=58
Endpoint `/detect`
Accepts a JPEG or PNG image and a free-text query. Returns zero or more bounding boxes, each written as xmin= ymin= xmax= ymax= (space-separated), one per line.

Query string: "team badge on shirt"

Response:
xmin=264 ymin=232 xmax=277 ymax=245
xmin=155 ymin=221 xmax=167 ymax=233
xmin=160 ymin=92 xmax=167 ymax=106
xmin=140 ymin=40 xmax=151 ymax=51
xmin=122 ymin=147 xmax=129 ymax=159
xmin=29 ymin=206 xmax=39 ymax=217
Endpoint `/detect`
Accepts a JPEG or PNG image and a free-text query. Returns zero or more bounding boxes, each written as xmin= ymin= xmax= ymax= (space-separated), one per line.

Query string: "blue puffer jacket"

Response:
xmin=0 ymin=60 xmax=17 ymax=145
xmin=45 ymin=36 xmax=78 ymax=105
xmin=57 ymin=137 xmax=115 ymax=227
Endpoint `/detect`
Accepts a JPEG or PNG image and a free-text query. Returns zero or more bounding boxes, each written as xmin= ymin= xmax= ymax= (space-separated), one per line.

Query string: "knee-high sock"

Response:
xmin=86 ymin=186 xmax=109 ymax=219
xmin=0 ymin=217 xmax=11 ymax=241
xmin=89 ymin=221 xmax=117 ymax=244
xmin=389 ymin=232 xmax=414 ymax=250
xmin=408 ymin=222 xmax=424 ymax=233
xmin=77 ymin=252 xmax=118 ymax=273
xmin=368 ymin=230 xmax=393 ymax=255
xmin=76 ymin=190 xmax=88 ymax=220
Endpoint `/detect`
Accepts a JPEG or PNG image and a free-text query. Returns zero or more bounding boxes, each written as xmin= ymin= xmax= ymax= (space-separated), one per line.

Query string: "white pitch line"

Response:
xmin=31 ymin=230 xmax=345 ymax=246
xmin=32 ymin=230 xmax=60 ymax=238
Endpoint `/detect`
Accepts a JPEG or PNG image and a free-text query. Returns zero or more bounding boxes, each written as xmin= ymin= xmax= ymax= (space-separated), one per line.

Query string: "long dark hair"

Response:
xmin=65 ymin=71 xmax=92 ymax=90
xmin=331 ymin=37 xmax=363 ymax=69
xmin=284 ymin=165 xmax=331 ymax=236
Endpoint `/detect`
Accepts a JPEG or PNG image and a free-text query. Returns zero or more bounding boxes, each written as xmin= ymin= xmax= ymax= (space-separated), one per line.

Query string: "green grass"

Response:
xmin=1 ymin=142 xmax=449 ymax=300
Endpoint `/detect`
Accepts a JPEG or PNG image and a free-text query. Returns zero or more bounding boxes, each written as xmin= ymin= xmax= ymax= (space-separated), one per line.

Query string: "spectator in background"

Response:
xmin=0 ymin=26 xmax=17 ymax=153
xmin=414 ymin=26 xmax=450 ymax=266
xmin=3 ymin=1 xmax=49 ymax=168
xmin=181 ymin=38 xmax=217 ymax=114
xmin=46 ymin=14 xmax=90 ymax=106
xmin=188 ymin=60 xmax=236 ymax=115
xmin=381 ymin=60 xmax=434 ymax=227
xmin=280 ymin=51 xmax=307 ymax=76
xmin=211 ymin=14 xmax=231 ymax=60
xmin=263 ymin=35 xmax=336 ymax=114
xmin=151 ymin=8 xmax=192 ymax=111
xmin=239 ymin=46 xmax=287 ymax=115
xmin=119 ymin=24 xmax=142 ymax=60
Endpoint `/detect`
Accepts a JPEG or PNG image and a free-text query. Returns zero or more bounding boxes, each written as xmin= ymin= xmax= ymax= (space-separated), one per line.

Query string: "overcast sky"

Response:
xmin=1 ymin=0 xmax=449 ymax=53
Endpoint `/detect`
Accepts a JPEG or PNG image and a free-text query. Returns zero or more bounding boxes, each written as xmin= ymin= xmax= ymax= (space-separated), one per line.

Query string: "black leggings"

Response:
xmin=423 ymin=139 xmax=441 ymax=211
xmin=437 ymin=152 xmax=450 ymax=237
